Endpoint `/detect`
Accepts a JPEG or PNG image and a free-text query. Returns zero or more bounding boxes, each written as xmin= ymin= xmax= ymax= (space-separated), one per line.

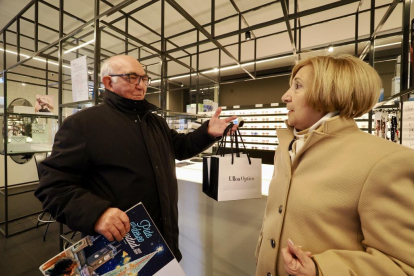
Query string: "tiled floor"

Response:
xmin=0 ymin=180 xmax=267 ymax=276
xmin=0 ymin=218 xmax=63 ymax=276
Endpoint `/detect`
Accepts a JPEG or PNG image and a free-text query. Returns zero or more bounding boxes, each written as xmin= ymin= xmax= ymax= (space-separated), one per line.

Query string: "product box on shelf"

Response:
xmin=13 ymin=106 xmax=35 ymax=114
xmin=186 ymin=103 xmax=203 ymax=114
xmin=391 ymin=76 xmax=400 ymax=96
xmin=203 ymin=99 xmax=214 ymax=112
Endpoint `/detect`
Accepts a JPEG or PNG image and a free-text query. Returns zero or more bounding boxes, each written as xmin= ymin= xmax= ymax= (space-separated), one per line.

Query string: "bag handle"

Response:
xmin=234 ymin=128 xmax=251 ymax=165
xmin=215 ymin=123 xmax=252 ymax=165
xmin=234 ymin=128 xmax=240 ymax=158
xmin=215 ymin=123 xmax=234 ymax=156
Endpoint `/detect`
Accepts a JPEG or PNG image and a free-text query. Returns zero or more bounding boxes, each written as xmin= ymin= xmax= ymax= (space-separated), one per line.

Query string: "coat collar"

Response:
xmin=103 ymin=89 xmax=159 ymax=115
xmin=281 ymin=115 xmax=359 ymax=136
xmin=277 ymin=116 xmax=359 ymax=171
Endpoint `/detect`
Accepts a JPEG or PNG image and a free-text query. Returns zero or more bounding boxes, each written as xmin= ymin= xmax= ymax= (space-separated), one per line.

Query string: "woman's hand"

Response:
xmin=281 ymin=239 xmax=316 ymax=276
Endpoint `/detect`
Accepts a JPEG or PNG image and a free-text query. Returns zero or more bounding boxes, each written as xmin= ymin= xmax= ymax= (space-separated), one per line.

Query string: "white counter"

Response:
xmin=176 ymin=160 xmax=274 ymax=196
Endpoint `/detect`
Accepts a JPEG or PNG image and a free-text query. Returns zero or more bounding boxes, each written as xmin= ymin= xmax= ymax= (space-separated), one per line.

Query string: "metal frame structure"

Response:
xmin=0 ymin=0 xmax=411 ymax=238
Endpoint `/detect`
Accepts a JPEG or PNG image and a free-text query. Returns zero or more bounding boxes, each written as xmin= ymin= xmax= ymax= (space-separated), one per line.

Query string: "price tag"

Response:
xmin=221 ymin=106 xmax=227 ymax=109
xmin=255 ymin=104 xmax=263 ymax=107
xmin=271 ymin=103 xmax=279 ymax=107
xmin=233 ymin=105 xmax=240 ymax=109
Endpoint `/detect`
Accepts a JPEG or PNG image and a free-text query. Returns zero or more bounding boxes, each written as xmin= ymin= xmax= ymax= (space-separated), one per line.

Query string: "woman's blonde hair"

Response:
xmin=290 ymin=54 xmax=382 ymax=118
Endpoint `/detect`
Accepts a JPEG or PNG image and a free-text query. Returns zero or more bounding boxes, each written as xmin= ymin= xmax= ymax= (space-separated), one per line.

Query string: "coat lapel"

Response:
xmin=277 ymin=128 xmax=294 ymax=177
xmin=291 ymin=131 xmax=330 ymax=171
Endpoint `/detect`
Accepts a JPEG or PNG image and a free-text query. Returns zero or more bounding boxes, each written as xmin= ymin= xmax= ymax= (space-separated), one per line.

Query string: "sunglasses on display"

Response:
xmin=11 ymin=136 xmax=25 ymax=142
xmin=109 ymin=73 xmax=151 ymax=86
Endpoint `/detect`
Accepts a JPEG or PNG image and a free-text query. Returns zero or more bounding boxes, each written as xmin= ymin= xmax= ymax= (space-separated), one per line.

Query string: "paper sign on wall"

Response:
xmin=402 ymin=101 xmax=414 ymax=149
xmin=70 ymin=55 xmax=89 ymax=102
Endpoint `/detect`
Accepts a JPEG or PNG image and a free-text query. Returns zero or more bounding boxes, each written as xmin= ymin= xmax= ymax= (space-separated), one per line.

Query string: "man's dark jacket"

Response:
xmin=35 ymin=90 xmax=216 ymax=261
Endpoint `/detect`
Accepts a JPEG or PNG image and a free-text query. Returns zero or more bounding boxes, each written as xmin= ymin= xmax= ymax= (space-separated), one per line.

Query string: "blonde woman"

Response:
xmin=255 ymin=55 xmax=414 ymax=276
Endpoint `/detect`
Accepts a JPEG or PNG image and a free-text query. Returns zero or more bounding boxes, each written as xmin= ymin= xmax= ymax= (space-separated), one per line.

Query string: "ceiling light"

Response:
xmin=169 ymin=73 xmax=196 ymax=80
xmin=202 ymin=68 xmax=220 ymax=74
xmin=22 ymin=82 xmax=26 ymax=86
xmin=64 ymin=39 xmax=95 ymax=54
xmin=328 ymin=45 xmax=334 ymax=52
xmin=245 ymin=31 xmax=251 ymax=41
xmin=219 ymin=65 xmax=241 ymax=71
xmin=169 ymin=74 xmax=190 ymax=80
xmin=241 ymin=62 xmax=255 ymax=67
xmin=374 ymin=42 xmax=401 ymax=49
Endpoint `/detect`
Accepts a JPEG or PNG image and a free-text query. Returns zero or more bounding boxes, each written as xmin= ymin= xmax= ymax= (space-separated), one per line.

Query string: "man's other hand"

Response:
xmin=94 ymin=208 xmax=130 ymax=242
xmin=207 ymin=107 xmax=239 ymax=137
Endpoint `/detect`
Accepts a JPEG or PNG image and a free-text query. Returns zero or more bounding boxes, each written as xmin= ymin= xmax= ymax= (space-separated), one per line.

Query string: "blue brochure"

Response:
xmin=39 ymin=203 xmax=186 ymax=276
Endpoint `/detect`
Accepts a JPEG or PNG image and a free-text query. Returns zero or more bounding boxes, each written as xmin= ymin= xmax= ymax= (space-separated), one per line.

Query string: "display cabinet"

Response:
xmin=1 ymin=113 xmax=58 ymax=155
xmin=0 ymin=99 xmax=59 ymax=236
xmin=166 ymin=116 xmax=195 ymax=134
xmin=220 ymin=104 xmax=287 ymax=153
xmin=163 ymin=110 xmax=210 ymax=134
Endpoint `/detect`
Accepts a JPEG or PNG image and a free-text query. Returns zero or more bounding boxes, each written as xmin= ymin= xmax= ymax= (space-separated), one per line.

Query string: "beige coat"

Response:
xmin=255 ymin=116 xmax=414 ymax=276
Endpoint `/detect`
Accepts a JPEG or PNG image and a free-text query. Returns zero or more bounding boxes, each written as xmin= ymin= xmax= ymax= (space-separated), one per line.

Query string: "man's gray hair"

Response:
xmin=100 ymin=58 xmax=116 ymax=83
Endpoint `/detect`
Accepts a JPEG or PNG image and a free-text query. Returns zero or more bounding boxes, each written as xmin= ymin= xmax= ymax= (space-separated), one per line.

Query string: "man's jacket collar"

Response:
xmin=103 ymin=89 xmax=159 ymax=115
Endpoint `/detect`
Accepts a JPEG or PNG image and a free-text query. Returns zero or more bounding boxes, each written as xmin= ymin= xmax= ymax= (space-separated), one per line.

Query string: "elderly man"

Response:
xmin=35 ymin=55 xmax=236 ymax=261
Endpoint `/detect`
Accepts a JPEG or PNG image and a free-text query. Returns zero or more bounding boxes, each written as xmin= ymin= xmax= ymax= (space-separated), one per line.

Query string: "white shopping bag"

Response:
xmin=207 ymin=154 xmax=262 ymax=201
xmin=203 ymin=124 xmax=262 ymax=201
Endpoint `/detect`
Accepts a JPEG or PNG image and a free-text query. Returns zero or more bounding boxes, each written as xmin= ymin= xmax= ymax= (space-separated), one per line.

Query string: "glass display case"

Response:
xmin=1 ymin=113 xmax=58 ymax=155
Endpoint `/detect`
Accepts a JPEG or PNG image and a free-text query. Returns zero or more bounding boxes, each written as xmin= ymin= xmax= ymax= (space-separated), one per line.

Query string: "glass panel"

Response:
xmin=374 ymin=35 xmax=402 ymax=99
xmin=0 ymin=60 xmax=58 ymax=154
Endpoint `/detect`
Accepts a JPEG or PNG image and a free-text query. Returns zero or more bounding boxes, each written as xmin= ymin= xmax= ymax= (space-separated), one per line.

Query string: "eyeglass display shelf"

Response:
xmin=218 ymin=103 xmax=287 ymax=151
xmin=214 ymin=147 xmax=277 ymax=152
xmin=162 ymin=111 xmax=210 ymax=119
xmin=241 ymin=135 xmax=277 ymax=138
xmin=224 ymin=142 xmax=279 ymax=146
xmin=60 ymin=99 xmax=103 ymax=109
xmin=1 ymin=149 xmax=52 ymax=155
xmin=0 ymin=112 xmax=58 ymax=119
xmin=221 ymin=113 xmax=288 ymax=117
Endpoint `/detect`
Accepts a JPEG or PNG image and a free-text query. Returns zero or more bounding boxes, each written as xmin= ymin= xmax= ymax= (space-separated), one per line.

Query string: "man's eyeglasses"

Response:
xmin=109 ymin=73 xmax=151 ymax=86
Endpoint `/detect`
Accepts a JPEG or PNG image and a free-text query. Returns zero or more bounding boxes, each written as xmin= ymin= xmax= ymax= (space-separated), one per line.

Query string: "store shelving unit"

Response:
xmin=217 ymin=104 xmax=286 ymax=164
xmin=220 ymin=104 xmax=287 ymax=152
xmin=0 ymin=110 xmax=58 ymax=237
xmin=164 ymin=110 xmax=210 ymax=133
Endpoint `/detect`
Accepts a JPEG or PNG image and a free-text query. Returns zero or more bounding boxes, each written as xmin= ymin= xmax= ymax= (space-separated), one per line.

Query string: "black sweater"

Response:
xmin=35 ymin=90 xmax=216 ymax=260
